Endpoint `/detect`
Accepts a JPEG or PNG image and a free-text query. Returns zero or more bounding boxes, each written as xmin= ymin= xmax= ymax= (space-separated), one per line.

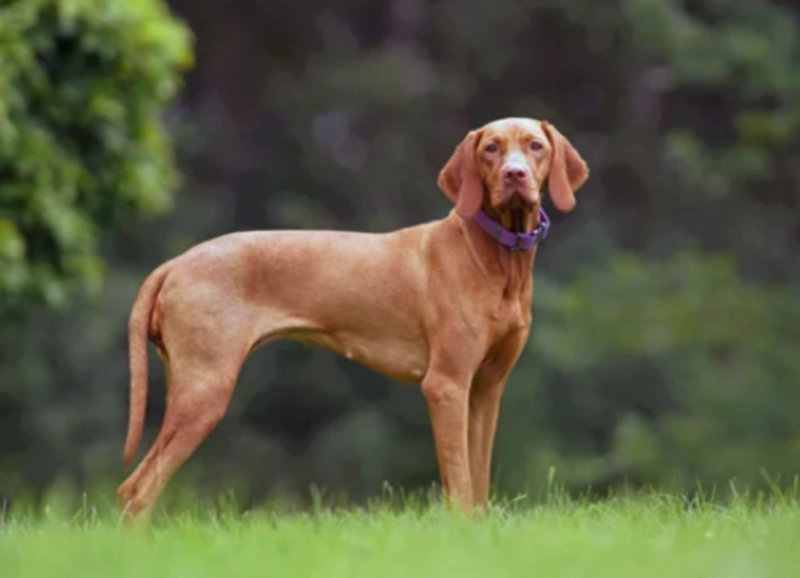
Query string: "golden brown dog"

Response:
xmin=117 ymin=117 xmax=589 ymax=518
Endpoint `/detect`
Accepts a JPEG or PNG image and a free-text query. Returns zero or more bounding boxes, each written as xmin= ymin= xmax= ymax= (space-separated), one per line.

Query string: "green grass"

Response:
xmin=3 ymin=494 xmax=800 ymax=578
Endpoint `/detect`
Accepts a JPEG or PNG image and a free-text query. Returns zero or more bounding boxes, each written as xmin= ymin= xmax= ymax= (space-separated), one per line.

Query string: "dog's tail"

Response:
xmin=123 ymin=261 xmax=172 ymax=470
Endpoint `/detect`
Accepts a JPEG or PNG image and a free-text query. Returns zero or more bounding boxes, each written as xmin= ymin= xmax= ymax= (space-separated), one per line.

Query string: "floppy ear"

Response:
xmin=437 ymin=130 xmax=484 ymax=218
xmin=541 ymin=121 xmax=589 ymax=213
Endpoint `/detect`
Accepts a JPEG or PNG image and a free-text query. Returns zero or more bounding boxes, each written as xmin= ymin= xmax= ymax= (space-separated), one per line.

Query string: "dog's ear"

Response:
xmin=437 ymin=129 xmax=484 ymax=218
xmin=541 ymin=121 xmax=589 ymax=213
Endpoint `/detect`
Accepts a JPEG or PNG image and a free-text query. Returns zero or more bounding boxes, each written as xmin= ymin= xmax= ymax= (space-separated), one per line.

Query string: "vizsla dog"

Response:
xmin=117 ymin=117 xmax=589 ymax=518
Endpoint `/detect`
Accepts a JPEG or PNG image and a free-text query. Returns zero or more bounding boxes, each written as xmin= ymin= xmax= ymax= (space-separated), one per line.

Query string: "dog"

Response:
xmin=117 ymin=117 xmax=589 ymax=518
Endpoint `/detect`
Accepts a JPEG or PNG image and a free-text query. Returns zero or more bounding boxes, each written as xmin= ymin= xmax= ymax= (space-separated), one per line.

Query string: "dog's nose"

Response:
xmin=502 ymin=163 xmax=529 ymax=182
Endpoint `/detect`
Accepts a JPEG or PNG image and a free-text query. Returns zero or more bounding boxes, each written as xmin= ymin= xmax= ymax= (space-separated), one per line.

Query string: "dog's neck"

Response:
xmin=454 ymin=209 xmax=540 ymax=298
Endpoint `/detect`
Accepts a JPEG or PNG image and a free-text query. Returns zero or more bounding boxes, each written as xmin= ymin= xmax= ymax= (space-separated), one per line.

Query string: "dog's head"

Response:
xmin=437 ymin=117 xmax=589 ymax=231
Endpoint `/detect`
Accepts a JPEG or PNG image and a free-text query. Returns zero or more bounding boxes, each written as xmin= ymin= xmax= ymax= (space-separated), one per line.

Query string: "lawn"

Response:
xmin=2 ymin=494 xmax=800 ymax=578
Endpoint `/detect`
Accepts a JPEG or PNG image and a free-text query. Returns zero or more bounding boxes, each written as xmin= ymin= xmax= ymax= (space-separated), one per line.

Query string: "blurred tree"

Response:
xmin=2 ymin=0 xmax=800 ymax=510
xmin=0 ymin=0 xmax=191 ymax=314
xmin=497 ymin=251 xmax=800 ymax=496
xmin=623 ymin=0 xmax=800 ymax=279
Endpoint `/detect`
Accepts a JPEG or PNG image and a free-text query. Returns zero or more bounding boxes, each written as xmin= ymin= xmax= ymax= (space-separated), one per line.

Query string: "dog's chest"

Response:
xmin=486 ymin=290 xmax=533 ymax=336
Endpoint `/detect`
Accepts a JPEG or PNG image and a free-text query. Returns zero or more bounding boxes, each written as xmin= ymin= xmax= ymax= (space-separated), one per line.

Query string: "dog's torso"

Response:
xmin=151 ymin=212 xmax=534 ymax=385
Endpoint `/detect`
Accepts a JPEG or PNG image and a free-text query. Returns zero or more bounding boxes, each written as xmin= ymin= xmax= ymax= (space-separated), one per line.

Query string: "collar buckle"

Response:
xmin=509 ymin=233 xmax=526 ymax=252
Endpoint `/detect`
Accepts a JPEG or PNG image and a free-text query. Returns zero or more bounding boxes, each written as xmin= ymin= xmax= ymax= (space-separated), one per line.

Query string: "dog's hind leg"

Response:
xmin=117 ymin=314 xmax=259 ymax=520
xmin=117 ymin=382 xmax=237 ymax=519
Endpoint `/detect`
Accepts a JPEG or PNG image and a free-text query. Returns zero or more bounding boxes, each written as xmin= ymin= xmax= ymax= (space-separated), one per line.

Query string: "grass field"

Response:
xmin=2 ymin=493 xmax=800 ymax=578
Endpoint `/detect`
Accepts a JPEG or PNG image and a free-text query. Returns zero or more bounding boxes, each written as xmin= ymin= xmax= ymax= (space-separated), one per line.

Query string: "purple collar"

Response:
xmin=472 ymin=208 xmax=551 ymax=252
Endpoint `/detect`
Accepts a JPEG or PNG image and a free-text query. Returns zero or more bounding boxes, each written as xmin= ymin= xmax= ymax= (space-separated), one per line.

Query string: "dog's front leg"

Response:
xmin=421 ymin=370 xmax=473 ymax=511
xmin=468 ymin=375 xmax=510 ymax=513
xmin=468 ymin=329 xmax=528 ymax=511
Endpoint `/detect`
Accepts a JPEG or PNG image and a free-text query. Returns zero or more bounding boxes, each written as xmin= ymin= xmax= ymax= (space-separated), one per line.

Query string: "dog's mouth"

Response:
xmin=505 ymin=195 xmax=536 ymax=233
xmin=497 ymin=190 xmax=539 ymax=233
xmin=494 ymin=187 xmax=542 ymax=233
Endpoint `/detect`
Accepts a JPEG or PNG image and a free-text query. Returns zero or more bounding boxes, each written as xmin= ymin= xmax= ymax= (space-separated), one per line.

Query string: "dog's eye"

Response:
xmin=529 ymin=141 xmax=543 ymax=152
xmin=484 ymin=143 xmax=499 ymax=154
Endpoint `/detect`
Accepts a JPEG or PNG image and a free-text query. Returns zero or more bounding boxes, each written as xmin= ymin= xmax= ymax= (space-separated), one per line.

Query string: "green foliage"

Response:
xmin=627 ymin=0 xmax=800 ymax=197
xmin=2 ymin=0 xmax=800 ymax=509
xmin=0 ymin=0 xmax=191 ymax=311
xmin=495 ymin=250 xmax=800 ymax=495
